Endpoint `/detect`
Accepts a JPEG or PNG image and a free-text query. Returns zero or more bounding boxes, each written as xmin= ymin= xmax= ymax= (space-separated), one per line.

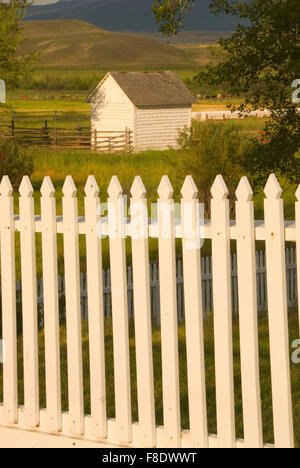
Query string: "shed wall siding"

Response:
xmin=90 ymin=75 xmax=135 ymax=135
xmin=135 ymin=107 xmax=191 ymax=151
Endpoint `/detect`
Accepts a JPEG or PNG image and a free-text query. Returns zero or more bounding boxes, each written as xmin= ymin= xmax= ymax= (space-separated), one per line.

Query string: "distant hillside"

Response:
xmin=138 ymin=31 xmax=233 ymax=44
xmin=25 ymin=0 xmax=240 ymax=32
xmin=19 ymin=20 xmax=216 ymax=68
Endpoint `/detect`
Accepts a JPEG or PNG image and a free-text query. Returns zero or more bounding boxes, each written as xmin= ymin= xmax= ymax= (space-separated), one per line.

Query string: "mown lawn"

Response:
xmin=0 ymin=313 xmax=299 ymax=447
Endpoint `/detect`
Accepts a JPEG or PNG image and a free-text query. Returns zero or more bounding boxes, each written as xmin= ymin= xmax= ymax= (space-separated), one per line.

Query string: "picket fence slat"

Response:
xmin=264 ymin=175 xmax=294 ymax=448
xmin=130 ymin=177 xmax=156 ymax=447
xmin=0 ymin=172 xmax=297 ymax=449
xmin=211 ymin=175 xmax=235 ymax=448
xmin=236 ymin=177 xmax=263 ymax=448
xmin=41 ymin=177 xmax=62 ymax=433
xmin=19 ymin=176 xmax=40 ymax=428
xmin=158 ymin=176 xmax=181 ymax=448
xmin=108 ymin=177 xmax=132 ymax=443
xmin=62 ymin=176 xmax=84 ymax=435
xmin=84 ymin=176 xmax=107 ymax=439
xmin=181 ymin=176 xmax=208 ymax=448
xmin=0 ymin=177 xmax=18 ymax=423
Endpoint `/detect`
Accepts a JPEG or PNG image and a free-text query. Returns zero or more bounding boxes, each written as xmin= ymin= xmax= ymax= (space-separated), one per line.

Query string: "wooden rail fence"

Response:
xmin=0 ymin=172 xmax=298 ymax=448
xmin=0 ymin=121 xmax=132 ymax=153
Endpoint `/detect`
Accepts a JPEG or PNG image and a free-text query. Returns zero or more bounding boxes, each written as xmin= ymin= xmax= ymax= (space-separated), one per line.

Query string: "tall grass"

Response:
xmin=0 ymin=313 xmax=299 ymax=446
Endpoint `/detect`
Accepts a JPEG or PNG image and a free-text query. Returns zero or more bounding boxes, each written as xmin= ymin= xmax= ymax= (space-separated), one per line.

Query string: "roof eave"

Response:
xmin=83 ymin=72 xmax=111 ymax=103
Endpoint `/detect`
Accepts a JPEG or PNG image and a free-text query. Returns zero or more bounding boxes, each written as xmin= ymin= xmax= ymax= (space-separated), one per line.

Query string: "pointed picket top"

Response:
xmin=264 ymin=173 xmax=282 ymax=200
xmin=84 ymin=175 xmax=99 ymax=198
xmin=41 ymin=176 xmax=55 ymax=198
xmin=0 ymin=175 xmax=13 ymax=196
xmin=157 ymin=175 xmax=173 ymax=201
xmin=19 ymin=176 xmax=34 ymax=198
xmin=130 ymin=176 xmax=146 ymax=199
xmin=62 ymin=175 xmax=77 ymax=198
xmin=236 ymin=176 xmax=253 ymax=202
xmin=211 ymin=174 xmax=229 ymax=200
xmin=181 ymin=175 xmax=198 ymax=200
xmin=108 ymin=175 xmax=123 ymax=199
xmin=296 ymin=184 xmax=300 ymax=201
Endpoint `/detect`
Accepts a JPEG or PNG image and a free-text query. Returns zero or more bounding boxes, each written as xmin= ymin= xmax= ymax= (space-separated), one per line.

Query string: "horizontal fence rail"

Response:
xmin=0 ymin=124 xmax=132 ymax=153
xmin=0 ymin=172 xmax=298 ymax=448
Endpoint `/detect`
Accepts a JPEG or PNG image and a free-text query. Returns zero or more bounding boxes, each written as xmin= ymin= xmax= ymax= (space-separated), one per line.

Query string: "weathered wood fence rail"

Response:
xmin=0 ymin=172 xmax=297 ymax=448
xmin=0 ymin=123 xmax=132 ymax=152
xmin=6 ymin=246 xmax=297 ymax=328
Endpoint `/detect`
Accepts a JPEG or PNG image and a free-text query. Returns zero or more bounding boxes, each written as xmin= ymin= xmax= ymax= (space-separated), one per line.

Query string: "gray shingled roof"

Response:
xmin=85 ymin=71 xmax=196 ymax=107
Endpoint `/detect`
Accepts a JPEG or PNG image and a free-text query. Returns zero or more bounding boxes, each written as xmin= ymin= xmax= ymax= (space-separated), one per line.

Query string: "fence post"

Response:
xmin=211 ymin=175 xmax=235 ymax=448
xmin=11 ymin=114 xmax=15 ymax=137
xmin=108 ymin=176 xmax=132 ymax=443
xmin=181 ymin=176 xmax=208 ymax=448
xmin=264 ymin=174 xmax=294 ymax=448
xmin=62 ymin=176 xmax=84 ymax=435
xmin=41 ymin=176 xmax=61 ymax=433
xmin=84 ymin=176 xmax=107 ymax=439
xmin=94 ymin=129 xmax=97 ymax=151
xmin=236 ymin=177 xmax=263 ymax=448
xmin=157 ymin=175 xmax=181 ymax=447
xmin=0 ymin=176 xmax=18 ymax=423
xmin=19 ymin=176 xmax=39 ymax=428
xmin=130 ymin=176 xmax=156 ymax=447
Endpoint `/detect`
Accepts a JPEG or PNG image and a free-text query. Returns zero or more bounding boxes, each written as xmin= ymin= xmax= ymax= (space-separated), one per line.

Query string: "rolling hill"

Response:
xmin=19 ymin=20 xmax=216 ymax=68
xmin=25 ymin=0 xmax=240 ymax=32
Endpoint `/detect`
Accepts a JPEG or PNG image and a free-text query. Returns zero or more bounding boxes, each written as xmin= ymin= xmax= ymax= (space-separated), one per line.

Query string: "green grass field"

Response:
xmin=0 ymin=313 xmax=299 ymax=446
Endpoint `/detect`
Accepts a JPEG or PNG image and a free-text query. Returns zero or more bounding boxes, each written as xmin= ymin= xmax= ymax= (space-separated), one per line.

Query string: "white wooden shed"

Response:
xmin=85 ymin=71 xmax=196 ymax=151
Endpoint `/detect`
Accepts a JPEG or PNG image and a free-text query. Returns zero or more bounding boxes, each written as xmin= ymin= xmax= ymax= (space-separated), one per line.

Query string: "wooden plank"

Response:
xmin=264 ymin=174 xmax=294 ymax=448
xmin=130 ymin=176 xmax=156 ymax=447
xmin=157 ymin=175 xmax=181 ymax=447
xmin=84 ymin=176 xmax=107 ymax=439
xmin=235 ymin=177 xmax=263 ymax=448
xmin=211 ymin=175 xmax=235 ymax=447
xmin=62 ymin=176 xmax=84 ymax=435
xmin=19 ymin=176 xmax=39 ymax=427
xmin=40 ymin=177 xmax=61 ymax=432
xmin=0 ymin=177 xmax=18 ymax=423
xmin=108 ymin=176 xmax=132 ymax=443
xmin=181 ymin=176 xmax=208 ymax=447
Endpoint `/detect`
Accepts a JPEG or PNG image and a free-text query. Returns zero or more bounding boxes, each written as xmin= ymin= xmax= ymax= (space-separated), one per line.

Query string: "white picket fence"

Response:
xmin=11 ymin=246 xmax=296 ymax=328
xmin=0 ymin=172 xmax=298 ymax=448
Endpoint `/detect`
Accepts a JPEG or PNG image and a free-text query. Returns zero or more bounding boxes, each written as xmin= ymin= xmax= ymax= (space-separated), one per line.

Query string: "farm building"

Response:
xmin=85 ymin=71 xmax=196 ymax=151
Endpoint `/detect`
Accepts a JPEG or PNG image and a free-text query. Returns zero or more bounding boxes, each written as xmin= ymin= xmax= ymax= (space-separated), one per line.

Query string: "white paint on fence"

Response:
xmin=263 ymin=175 xmax=294 ymax=448
xmin=211 ymin=175 xmax=235 ymax=448
xmin=108 ymin=176 xmax=132 ymax=443
xmin=84 ymin=176 xmax=107 ymax=439
xmin=0 ymin=173 xmax=297 ymax=449
xmin=19 ymin=176 xmax=39 ymax=428
xmin=41 ymin=177 xmax=61 ymax=433
xmin=0 ymin=177 xmax=18 ymax=424
xmin=236 ymin=177 xmax=263 ymax=448
xmin=157 ymin=176 xmax=181 ymax=448
xmin=130 ymin=177 xmax=156 ymax=447
xmin=62 ymin=176 xmax=84 ymax=435
xmin=181 ymin=176 xmax=208 ymax=448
